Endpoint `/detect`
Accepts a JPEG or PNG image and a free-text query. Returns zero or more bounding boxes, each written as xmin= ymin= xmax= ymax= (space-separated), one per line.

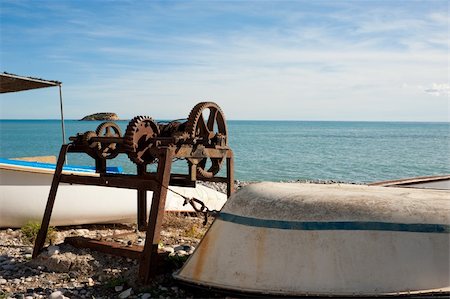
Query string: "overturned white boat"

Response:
xmin=175 ymin=182 xmax=450 ymax=297
xmin=0 ymin=158 xmax=227 ymax=228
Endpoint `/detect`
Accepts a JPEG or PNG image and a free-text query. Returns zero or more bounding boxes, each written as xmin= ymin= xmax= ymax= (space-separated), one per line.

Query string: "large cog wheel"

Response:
xmin=186 ymin=102 xmax=228 ymax=178
xmin=124 ymin=116 xmax=160 ymax=164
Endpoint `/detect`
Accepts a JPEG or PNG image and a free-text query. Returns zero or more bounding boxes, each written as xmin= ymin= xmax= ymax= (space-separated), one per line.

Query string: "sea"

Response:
xmin=1 ymin=120 xmax=449 ymax=183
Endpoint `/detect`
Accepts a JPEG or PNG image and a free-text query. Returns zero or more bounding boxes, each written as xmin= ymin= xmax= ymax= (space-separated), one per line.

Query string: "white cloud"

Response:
xmin=424 ymin=83 xmax=450 ymax=97
xmin=1 ymin=1 xmax=449 ymax=121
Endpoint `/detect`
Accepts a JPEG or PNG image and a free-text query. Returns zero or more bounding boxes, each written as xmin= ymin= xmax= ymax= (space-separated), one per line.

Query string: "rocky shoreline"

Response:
xmin=0 ymin=180 xmax=359 ymax=299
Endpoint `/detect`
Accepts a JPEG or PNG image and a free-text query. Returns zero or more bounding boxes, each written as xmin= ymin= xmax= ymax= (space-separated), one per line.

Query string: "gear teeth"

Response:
xmin=185 ymin=102 xmax=227 ymax=178
xmin=82 ymin=131 xmax=99 ymax=149
xmin=124 ymin=115 xmax=159 ymax=164
xmin=186 ymin=102 xmax=223 ymax=137
xmin=95 ymin=122 xmax=122 ymax=137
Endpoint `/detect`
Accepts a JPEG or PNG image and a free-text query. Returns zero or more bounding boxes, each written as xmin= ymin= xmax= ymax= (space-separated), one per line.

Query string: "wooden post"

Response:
xmin=95 ymin=157 xmax=106 ymax=173
xmin=33 ymin=144 xmax=70 ymax=258
xmin=137 ymin=164 xmax=148 ymax=231
xmin=139 ymin=147 xmax=174 ymax=282
xmin=226 ymin=152 xmax=235 ymax=198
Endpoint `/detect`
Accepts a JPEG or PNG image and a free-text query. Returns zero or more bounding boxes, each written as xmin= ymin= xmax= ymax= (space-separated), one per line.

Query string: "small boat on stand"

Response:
xmin=0 ymin=157 xmax=226 ymax=228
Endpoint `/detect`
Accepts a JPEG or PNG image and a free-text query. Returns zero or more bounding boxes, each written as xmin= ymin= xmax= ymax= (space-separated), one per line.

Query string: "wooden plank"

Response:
xmin=33 ymin=145 xmax=70 ymax=258
xmin=65 ymin=237 xmax=143 ymax=260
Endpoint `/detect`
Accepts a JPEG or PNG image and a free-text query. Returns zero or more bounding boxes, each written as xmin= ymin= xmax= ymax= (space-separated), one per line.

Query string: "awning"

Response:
xmin=0 ymin=72 xmax=61 ymax=93
xmin=1 ymin=72 xmax=67 ymax=145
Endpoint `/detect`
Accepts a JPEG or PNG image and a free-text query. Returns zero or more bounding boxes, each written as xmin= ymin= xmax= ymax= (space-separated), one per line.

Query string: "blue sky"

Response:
xmin=0 ymin=0 xmax=448 ymax=121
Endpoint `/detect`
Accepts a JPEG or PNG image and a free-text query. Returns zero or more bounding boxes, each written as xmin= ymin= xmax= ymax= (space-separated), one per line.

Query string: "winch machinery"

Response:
xmin=33 ymin=102 xmax=234 ymax=283
xmin=69 ymin=101 xmax=229 ymax=179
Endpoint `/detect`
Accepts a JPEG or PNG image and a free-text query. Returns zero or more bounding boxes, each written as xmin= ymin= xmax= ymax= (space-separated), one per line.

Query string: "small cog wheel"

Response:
xmin=82 ymin=131 xmax=99 ymax=149
xmin=95 ymin=122 xmax=122 ymax=159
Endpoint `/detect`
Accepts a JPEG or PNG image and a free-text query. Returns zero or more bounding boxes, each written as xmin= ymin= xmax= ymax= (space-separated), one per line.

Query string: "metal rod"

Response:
xmin=58 ymin=84 xmax=66 ymax=144
xmin=58 ymin=84 xmax=68 ymax=165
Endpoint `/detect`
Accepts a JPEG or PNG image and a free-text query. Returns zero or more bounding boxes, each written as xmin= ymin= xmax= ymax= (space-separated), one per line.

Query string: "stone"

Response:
xmin=173 ymin=245 xmax=192 ymax=252
xmin=0 ymin=278 xmax=6 ymax=284
xmin=118 ymin=288 xmax=132 ymax=299
xmin=74 ymin=229 xmax=90 ymax=235
xmin=47 ymin=245 xmax=60 ymax=256
xmin=48 ymin=291 xmax=64 ymax=299
xmin=2 ymin=264 xmax=17 ymax=271
xmin=161 ymin=246 xmax=174 ymax=254
xmin=87 ymin=277 xmax=95 ymax=286
xmin=23 ymin=247 xmax=33 ymax=254
xmin=141 ymin=294 xmax=151 ymax=299
xmin=115 ymin=285 xmax=124 ymax=292
xmin=40 ymin=256 xmax=71 ymax=272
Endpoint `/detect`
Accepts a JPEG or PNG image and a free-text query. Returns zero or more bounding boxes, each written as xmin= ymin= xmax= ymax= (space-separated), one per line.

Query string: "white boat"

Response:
xmin=175 ymin=182 xmax=450 ymax=297
xmin=0 ymin=158 xmax=227 ymax=228
xmin=369 ymin=174 xmax=450 ymax=190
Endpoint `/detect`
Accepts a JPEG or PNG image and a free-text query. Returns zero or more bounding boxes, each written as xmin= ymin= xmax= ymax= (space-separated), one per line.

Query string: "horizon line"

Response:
xmin=0 ymin=118 xmax=449 ymax=124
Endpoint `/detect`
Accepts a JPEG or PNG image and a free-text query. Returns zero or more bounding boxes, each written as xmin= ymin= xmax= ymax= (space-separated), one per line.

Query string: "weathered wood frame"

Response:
xmin=32 ymin=143 xmax=234 ymax=283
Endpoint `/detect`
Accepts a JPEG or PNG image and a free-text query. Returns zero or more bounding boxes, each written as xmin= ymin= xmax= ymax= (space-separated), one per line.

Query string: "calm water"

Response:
xmin=1 ymin=120 xmax=449 ymax=183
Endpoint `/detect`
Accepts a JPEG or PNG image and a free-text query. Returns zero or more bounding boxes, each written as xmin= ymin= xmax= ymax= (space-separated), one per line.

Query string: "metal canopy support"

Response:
xmin=58 ymin=84 xmax=66 ymax=144
xmin=0 ymin=72 xmax=67 ymax=147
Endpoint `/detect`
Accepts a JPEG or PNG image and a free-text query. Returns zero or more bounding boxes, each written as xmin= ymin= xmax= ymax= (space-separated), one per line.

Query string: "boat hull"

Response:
xmin=175 ymin=182 xmax=450 ymax=296
xmin=0 ymin=162 xmax=227 ymax=228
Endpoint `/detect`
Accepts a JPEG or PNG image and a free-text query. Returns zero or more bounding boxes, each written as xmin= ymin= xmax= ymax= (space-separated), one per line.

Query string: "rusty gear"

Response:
xmin=124 ymin=116 xmax=159 ymax=164
xmin=82 ymin=131 xmax=99 ymax=149
xmin=95 ymin=122 xmax=122 ymax=159
xmin=186 ymin=102 xmax=228 ymax=178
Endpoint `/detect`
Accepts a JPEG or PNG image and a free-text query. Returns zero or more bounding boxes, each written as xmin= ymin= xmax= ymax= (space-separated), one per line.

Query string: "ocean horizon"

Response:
xmin=1 ymin=119 xmax=449 ymax=183
xmin=1 ymin=118 xmax=449 ymax=123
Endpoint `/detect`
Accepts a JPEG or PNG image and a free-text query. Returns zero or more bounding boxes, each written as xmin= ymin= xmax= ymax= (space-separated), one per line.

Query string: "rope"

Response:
xmin=158 ymin=182 xmax=219 ymax=225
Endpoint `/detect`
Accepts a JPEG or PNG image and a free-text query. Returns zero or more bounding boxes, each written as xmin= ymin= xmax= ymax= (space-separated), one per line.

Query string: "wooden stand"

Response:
xmin=32 ymin=143 xmax=234 ymax=283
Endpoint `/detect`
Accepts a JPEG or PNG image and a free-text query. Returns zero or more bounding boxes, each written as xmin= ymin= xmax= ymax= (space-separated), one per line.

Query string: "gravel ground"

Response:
xmin=1 ymin=180 xmax=358 ymax=299
xmin=0 ymin=215 xmax=219 ymax=299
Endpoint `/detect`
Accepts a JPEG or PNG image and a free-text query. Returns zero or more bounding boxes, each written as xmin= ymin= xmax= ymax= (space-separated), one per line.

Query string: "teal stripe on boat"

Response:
xmin=218 ymin=213 xmax=450 ymax=233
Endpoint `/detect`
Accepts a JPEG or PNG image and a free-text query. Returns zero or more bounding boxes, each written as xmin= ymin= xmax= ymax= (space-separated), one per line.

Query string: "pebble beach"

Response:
xmin=0 ymin=216 xmax=214 ymax=299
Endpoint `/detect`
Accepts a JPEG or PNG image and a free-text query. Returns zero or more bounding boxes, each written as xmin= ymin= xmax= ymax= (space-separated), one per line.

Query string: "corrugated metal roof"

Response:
xmin=0 ymin=72 xmax=61 ymax=93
